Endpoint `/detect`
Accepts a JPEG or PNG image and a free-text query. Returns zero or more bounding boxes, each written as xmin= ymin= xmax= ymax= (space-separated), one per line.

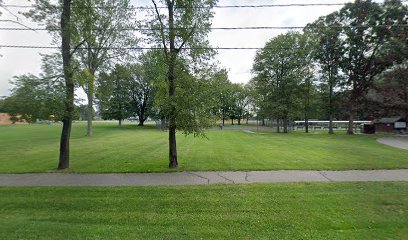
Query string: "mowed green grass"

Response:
xmin=0 ymin=182 xmax=407 ymax=239
xmin=1 ymin=122 xmax=408 ymax=173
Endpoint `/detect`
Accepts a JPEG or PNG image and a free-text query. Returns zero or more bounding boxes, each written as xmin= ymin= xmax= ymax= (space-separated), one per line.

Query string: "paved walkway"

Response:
xmin=377 ymin=136 xmax=408 ymax=150
xmin=1 ymin=169 xmax=408 ymax=186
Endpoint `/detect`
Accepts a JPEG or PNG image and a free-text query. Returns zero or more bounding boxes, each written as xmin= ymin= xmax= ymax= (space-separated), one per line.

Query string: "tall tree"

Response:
xmin=252 ymin=32 xmax=311 ymax=133
xmin=305 ymin=14 xmax=343 ymax=134
xmin=59 ymin=0 xmax=74 ymax=169
xmin=129 ymin=52 xmax=162 ymax=126
xmin=211 ymin=69 xmax=233 ymax=126
xmin=148 ymin=0 xmax=217 ymax=168
xmin=231 ymin=83 xmax=250 ymax=125
xmin=97 ymin=65 xmax=133 ymax=126
xmin=336 ymin=0 xmax=406 ymax=134
xmin=73 ymin=0 xmax=136 ymax=137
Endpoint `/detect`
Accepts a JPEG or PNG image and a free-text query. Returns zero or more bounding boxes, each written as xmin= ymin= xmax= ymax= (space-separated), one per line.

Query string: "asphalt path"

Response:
xmin=377 ymin=136 xmax=408 ymax=150
xmin=1 ymin=169 xmax=407 ymax=186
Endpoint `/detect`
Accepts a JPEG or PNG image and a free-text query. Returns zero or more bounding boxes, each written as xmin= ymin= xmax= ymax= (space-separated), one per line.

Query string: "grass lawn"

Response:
xmin=0 ymin=182 xmax=407 ymax=239
xmin=1 ymin=122 xmax=408 ymax=173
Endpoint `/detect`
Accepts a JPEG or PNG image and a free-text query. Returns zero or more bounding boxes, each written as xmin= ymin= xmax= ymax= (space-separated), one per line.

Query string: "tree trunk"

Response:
xmin=283 ymin=118 xmax=288 ymax=133
xmin=238 ymin=118 xmax=241 ymax=125
xmin=305 ymin=116 xmax=309 ymax=133
xmin=58 ymin=0 xmax=73 ymax=170
xmin=262 ymin=118 xmax=265 ymax=126
xmin=329 ymin=113 xmax=334 ymax=134
xmin=167 ymin=56 xmax=177 ymax=167
xmin=59 ymin=119 xmax=72 ymax=169
xmin=404 ymin=82 xmax=408 ymax=121
xmin=87 ymin=92 xmax=93 ymax=137
xmin=231 ymin=118 xmax=234 ymax=125
xmin=168 ymin=126 xmax=178 ymax=168
xmin=222 ymin=117 xmax=225 ymax=126
xmin=277 ymin=119 xmax=280 ymax=133
xmin=160 ymin=116 xmax=166 ymax=131
xmin=138 ymin=119 xmax=145 ymax=126
xmin=328 ymin=77 xmax=334 ymax=134
xmin=246 ymin=115 xmax=249 ymax=124
xmin=119 ymin=119 xmax=122 ymax=127
xmin=347 ymin=103 xmax=354 ymax=135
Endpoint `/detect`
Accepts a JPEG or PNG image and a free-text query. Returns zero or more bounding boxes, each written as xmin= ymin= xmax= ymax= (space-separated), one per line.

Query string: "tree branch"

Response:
xmin=152 ymin=0 xmax=168 ymax=59
xmin=70 ymin=39 xmax=86 ymax=56
xmin=177 ymin=23 xmax=197 ymax=52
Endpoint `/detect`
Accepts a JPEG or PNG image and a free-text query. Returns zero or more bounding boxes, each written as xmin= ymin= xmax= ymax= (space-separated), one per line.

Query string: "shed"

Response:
xmin=374 ymin=117 xmax=407 ymax=132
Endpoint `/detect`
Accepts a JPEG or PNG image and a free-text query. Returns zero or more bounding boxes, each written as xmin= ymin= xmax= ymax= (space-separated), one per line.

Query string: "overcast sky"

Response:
xmin=0 ymin=0 xmax=354 ymax=97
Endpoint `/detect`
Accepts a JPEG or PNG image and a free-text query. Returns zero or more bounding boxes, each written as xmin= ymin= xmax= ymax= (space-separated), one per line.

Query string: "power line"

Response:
xmin=0 ymin=45 xmax=263 ymax=50
xmin=3 ymin=1 xmax=407 ymax=10
xmin=1 ymin=24 xmax=407 ymax=32
xmin=0 ymin=45 xmax=405 ymax=51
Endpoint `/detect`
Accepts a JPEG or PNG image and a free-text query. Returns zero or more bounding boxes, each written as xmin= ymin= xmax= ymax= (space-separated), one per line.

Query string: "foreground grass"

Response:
xmin=1 ymin=123 xmax=408 ymax=173
xmin=0 ymin=182 xmax=407 ymax=239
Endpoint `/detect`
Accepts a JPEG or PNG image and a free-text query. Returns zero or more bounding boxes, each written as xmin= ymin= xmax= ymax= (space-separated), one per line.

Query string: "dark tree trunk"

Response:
xmin=262 ymin=118 xmax=265 ymax=126
xmin=347 ymin=102 xmax=354 ymax=135
xmin=119 ymin=119 xmax=122 ymax=127
xmin=138 ymin=102 xmax=146 ymax=126
xmin=58 ymin=0 xmax=73 ymax=170
xmin=59 ymin=119 xmax=72 ymax=169
xmin=328 ymin=74 xmax=334 ymax=134
xmin=329 ymin=113 xmax=334 ymax=134
xmin=246 ymin=115 xmax=249 ymax=124
xmin=238 ymin=118 xmax=241 ymax=125
xmin=283 ymin=118 xmax=288 ymax=133
xmin=222 ymin=117 xmax=225 ymax=126
xmin=404 ymin=82 xmax=408 ymax=121
xmin=160 ymin=116 xmax=166 ymax=131
xmin=168 ymin=126 xmax=178 ymax=168
xmin=305 ymin=117 xmax=309 ymax=133
xmin=277 ymin=119 xmax=280 ymax=133
xmin=168 ymin=63 xmax=178 ymax=168
xmin=231 ymin=118 xmax=234 ymax=125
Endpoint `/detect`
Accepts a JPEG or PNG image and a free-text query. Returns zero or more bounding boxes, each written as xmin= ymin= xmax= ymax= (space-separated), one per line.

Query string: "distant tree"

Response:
xmin=231 ymin=83 xmax=250 ymax=125
xmin=210 ymin=69 xmax=234 ymax=126
xmin=3 ymin=73 xmax=65 ymax=123
xmin=368 ymin=62 xmax=408 ymax=119
xmin=305 ymin=13 xmax=343 ymax=134
xmin=252 ymin=32 xmax=312 ymax=133
xmin=336 ymin=0 xmax=407 ymax=134
xmin=97 ymin=65 xmax=133 ymax=126
xmin=129 ymin=52 xmax=162 ymax=126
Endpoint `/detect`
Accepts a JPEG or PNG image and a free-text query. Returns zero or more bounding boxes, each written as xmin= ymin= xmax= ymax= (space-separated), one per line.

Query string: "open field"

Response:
xmin=1 ymin=122 xmax=408 ymax=173
xmin=0 ymin=182 xmax=407 ymax=239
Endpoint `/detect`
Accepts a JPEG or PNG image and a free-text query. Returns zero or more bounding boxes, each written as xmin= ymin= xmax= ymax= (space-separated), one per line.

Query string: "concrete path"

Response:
xmin=1 ymin=169 xmax=408 ymax=186
xmin=377 ymin=136 xmax=408 ymax=150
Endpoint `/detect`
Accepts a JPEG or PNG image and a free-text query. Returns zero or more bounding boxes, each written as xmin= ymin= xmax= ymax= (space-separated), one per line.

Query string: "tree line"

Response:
xmin=251 ymin=0 xmax=408 ymax=134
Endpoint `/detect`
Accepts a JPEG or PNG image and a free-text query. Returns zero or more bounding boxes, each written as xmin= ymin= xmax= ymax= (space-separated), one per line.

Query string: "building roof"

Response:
xmin=376 ymin=117 xmax=405 ymax=124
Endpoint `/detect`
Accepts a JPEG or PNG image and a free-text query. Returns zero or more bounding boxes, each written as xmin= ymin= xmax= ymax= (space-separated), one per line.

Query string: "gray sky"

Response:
xmin=0 ymin=0 xmax=350 ymax=97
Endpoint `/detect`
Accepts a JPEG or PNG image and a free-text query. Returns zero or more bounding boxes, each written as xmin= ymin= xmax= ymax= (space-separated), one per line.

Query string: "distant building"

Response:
xmin=374 ymin=117 xmax=407 ymax=133
xmin=0 ymin=113 xmax=13 ymax=124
